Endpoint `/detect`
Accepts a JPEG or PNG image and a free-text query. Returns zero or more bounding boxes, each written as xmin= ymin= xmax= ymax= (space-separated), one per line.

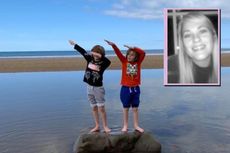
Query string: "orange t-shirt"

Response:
xmin=111 ymin=44 xmax=145 ymax=87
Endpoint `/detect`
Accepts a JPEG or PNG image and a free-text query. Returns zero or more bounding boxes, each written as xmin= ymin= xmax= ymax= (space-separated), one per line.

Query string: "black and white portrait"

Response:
xmin=165 ymin=9 xmax=220 ymax=85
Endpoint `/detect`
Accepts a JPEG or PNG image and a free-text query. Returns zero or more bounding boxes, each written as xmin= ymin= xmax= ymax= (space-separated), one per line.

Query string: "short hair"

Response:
xmin=126 ymin=49 xmax=139 ymax=62
xmin=91 ymin=45 xmax=105 ymax=57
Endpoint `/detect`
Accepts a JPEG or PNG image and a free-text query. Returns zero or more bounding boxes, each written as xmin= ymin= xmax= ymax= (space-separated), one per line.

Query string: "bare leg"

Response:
xmin=98 ymin=106 xmax=111 ymax=133
xmin=90 ymin=106 xmax=100 ymax=132
xmin=122 ymin=108 xmax=129 ymax=132
xmin=132 ymin=107 xmax=144 ymax=133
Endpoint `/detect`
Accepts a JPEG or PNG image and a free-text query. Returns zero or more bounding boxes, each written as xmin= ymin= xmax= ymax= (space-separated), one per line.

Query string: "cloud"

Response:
xmin=104 ymin=0 xmax=230 ymax=19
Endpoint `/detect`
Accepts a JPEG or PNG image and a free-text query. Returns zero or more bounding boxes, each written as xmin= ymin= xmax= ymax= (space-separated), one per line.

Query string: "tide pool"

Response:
xmin=0 ymin=68 xmax=230 ymax=153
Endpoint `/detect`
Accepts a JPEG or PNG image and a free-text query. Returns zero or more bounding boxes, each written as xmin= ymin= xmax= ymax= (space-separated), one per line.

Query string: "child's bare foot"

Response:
xmin=90 ymin=126 xmax=100 ymax=133
xmin=103 ymin=127 xmax=111 ymax=133
xmin=121 ymin=126 xmax=128 ymax=132
xmin=134 ymin=126 xmax=144 ymax=133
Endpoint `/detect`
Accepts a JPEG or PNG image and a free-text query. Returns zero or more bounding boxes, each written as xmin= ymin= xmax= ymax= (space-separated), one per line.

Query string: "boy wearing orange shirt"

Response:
xmin=105 ymin=40 xmax=145 ymax=133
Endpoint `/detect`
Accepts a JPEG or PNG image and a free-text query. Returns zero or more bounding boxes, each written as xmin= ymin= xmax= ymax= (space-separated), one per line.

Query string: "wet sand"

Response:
xmin=0 ymin=53 xmax=229 ymax=73
xmin=0 ymin=55 xmax=163 ymax=72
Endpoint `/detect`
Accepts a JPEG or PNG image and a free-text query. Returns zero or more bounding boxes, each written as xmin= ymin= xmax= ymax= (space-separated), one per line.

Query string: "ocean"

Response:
xmin=1 ymin=48 xmax=229 ymax=58
xmin=0 ymin=49 xmax=162 ymax=58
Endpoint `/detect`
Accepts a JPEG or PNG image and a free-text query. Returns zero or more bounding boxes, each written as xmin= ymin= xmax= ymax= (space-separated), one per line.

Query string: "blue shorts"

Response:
xmin=120 ymin=86 xmax=140 ymax=108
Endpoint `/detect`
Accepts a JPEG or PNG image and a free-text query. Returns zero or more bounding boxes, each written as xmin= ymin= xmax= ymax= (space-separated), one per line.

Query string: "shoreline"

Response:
xmin=0 ymin=53 xmax=229 ymax=73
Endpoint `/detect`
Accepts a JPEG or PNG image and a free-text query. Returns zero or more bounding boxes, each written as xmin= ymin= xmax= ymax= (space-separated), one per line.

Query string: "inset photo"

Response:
xmin=164 ymin=9 xmax=220 ymax=86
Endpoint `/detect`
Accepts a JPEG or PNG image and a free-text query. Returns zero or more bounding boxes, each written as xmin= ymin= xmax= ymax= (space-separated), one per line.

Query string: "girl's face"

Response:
xmin=127 ymin=51 xmax=137 ymax=62
xmin=182 ymin=18 xmax=214 ymax=64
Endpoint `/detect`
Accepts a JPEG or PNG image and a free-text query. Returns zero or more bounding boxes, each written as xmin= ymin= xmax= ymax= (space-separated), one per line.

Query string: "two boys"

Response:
xmin=69 ymin=40 xmax=145 ymax=133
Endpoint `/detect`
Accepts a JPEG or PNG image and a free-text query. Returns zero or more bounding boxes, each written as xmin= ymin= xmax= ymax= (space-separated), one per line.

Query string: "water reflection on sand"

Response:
xmin=0 ymin=68 xmax=230 ymax=153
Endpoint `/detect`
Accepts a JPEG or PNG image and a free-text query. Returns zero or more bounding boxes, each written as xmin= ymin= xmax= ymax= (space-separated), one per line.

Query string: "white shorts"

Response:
xmin=87 ymin=85 xmax=105 ymax=107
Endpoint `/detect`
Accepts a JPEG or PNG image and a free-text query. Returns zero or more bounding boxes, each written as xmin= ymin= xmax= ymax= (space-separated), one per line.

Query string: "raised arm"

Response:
xmin=102 ymin=56 xmax=111 ymax=70
xmin=68 ymin=40 xmax=91 ymax=62
xmin=124 ymin=45 xmax=145 ymax=63
xmin=104 ymin=40 xmax=126 ymax=62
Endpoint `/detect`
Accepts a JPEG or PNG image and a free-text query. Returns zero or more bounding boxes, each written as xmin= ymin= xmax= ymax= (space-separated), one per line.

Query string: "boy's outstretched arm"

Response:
xmin=103 ymin=56 xmax=111 ymax=70
xmin=124 ymin=45 xmax=132 ymax=49
xmin=68 ymin=40 xmax=91 ymax=61
xmin=104 ymin=40 xmax=126 ymax=62
xmin=104 ymin=40 xmax=114 ymax=46
xmin=69 ymin=40 xmax=76 ymax=46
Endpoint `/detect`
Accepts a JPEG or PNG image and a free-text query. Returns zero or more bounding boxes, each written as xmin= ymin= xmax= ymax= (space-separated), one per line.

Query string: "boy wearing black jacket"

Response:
xmin=69 ymin=40 xmax=111 ymax=133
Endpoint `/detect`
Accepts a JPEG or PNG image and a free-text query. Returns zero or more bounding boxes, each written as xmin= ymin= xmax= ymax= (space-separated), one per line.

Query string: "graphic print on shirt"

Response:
xmin=84 ymin=71 xmax=91 ymax=80
xmin=126 ymin=63 xmax=138 ymax=78
xmin=91 ymin=71 xmax=100 ymax=82
xmin=88 ymin=62 xmax=100 ymax=71
xmin=85 ymin=62 xmax=101 ymax=83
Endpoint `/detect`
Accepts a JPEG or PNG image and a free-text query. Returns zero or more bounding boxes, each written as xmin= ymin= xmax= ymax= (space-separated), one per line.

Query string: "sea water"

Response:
xmin=0 ymin=49 xmax=162 ymax=58
xmin=1 ymin=48 xmax=230 ymax=58
xmin=0 ymin=69 xmax=230 ymax=153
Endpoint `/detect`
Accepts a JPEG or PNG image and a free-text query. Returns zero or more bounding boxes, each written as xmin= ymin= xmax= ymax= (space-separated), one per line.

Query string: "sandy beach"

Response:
xmin=0 ymin=55 xmax=163 ymax=73
xmin=0 ymin=53 xmax=229 ymax=73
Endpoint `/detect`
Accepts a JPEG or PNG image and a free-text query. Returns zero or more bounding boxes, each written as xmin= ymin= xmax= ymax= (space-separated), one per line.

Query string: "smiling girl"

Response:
xmin=168 ymin=11 xmax=219 ymax=84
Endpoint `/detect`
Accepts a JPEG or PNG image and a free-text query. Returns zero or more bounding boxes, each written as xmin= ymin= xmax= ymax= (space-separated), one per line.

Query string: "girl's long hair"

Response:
xmin=177 ymin=12 xmax=218 ymax=83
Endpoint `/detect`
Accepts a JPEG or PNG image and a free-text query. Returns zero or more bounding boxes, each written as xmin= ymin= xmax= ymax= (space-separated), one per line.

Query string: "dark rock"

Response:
xmin=73 ymin=131 xmax=161 ymax=153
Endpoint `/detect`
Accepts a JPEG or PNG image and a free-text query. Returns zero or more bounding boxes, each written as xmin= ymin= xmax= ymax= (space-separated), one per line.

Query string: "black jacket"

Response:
xmin=168 ymin=54 xmax=213 ymax=83
xmin=74 ymin=44 xmax=111 ymax=86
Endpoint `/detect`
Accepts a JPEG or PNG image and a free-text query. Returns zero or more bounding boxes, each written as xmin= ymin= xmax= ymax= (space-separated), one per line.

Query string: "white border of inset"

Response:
xmin=164 ymin=8 xmax=221 ymax=86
